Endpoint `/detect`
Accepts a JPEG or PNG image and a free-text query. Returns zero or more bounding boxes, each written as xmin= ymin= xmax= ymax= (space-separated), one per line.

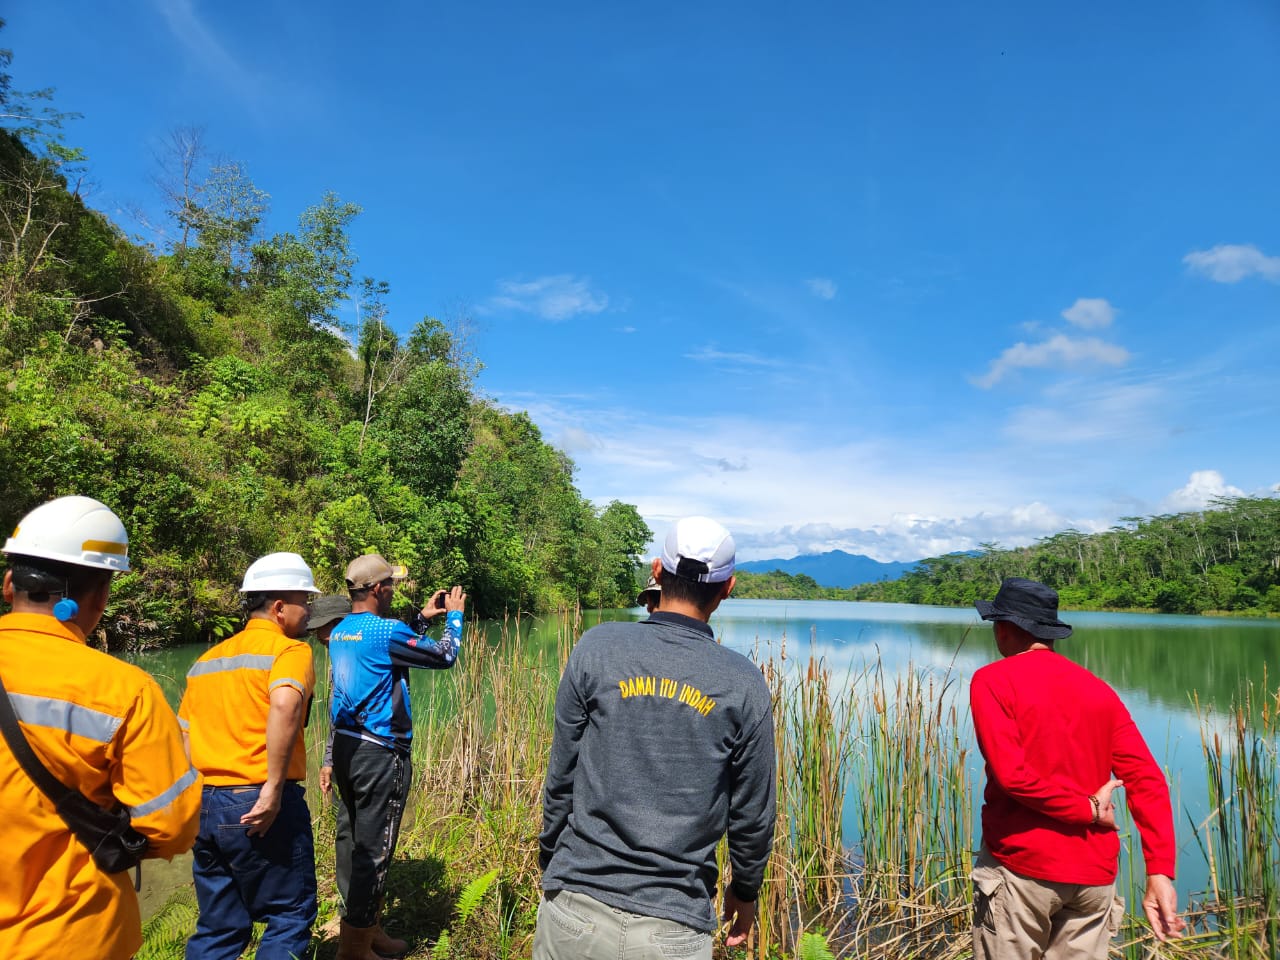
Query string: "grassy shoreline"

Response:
xmin=142 ymin=618 xmax=1280 ymax=959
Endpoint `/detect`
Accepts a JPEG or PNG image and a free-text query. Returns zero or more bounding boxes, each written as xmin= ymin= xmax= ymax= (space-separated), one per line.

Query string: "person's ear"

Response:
xmin=721 ymin=575 xmax=736 ymax=599
xmin=2 ymin=569 xmax=14 ymax=605
xmin=651 ymin=557 xmax=663 ymax=581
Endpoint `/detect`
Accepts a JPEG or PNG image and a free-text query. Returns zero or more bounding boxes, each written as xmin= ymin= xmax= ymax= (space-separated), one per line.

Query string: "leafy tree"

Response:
xmin=252 ymin=191 xmax=360 ymax=334
xmin=153 ymin=125 xmax=206 ymax=249
xmin=0 ymin=20 xmax=81 ymax=153
xmin=378 ymin=319 xmax=473 ymax=502
xmin=595 ymin=501 xmax=652 ymax=602
xmin=191 ymin=160 xmax=269 ymax=274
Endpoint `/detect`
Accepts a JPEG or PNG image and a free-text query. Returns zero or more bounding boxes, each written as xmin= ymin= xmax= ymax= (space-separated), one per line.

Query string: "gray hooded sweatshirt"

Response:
xmin=539 ymin=611 xmax=776 ymax=933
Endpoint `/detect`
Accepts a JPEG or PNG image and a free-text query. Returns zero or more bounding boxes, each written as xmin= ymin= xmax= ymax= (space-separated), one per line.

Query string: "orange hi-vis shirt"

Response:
xmin=178 ymin=618 xmax=315 ymax=785
xmin=0 ymin=612 xmax=201 ymax=960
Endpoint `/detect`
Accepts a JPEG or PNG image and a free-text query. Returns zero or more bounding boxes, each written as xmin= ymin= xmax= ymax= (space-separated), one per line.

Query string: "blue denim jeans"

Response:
xmin=533 ymin=889 xmax=712 ymax=960
xmin=186 ymin=783 xmax=317 ymax=960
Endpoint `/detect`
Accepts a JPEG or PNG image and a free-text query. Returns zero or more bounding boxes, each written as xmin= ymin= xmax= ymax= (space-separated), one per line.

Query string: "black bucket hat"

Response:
xmin=975 ymin=577 xmax=1072 ymax=641
xmin=307 ymin=594 xmax=351 ymax=632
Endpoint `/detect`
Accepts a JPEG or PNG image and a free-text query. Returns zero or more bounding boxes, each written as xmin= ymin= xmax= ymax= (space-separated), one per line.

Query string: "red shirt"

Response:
xmin=970 ymin=648 xmax=1176 ymax=884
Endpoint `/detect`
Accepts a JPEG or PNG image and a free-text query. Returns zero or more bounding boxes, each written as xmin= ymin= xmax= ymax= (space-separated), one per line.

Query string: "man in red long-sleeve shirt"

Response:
xmin=970 ymin=578 xmax=1184 ymax=959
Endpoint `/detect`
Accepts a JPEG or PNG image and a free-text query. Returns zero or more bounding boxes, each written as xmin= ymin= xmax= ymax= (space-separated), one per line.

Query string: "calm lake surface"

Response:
xmin=130 ymin=598 xmax=1279 ymax=915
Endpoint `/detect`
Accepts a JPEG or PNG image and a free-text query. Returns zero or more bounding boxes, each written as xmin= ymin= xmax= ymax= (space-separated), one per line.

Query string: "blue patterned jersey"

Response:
xmin=328 ymin=609 xmax=461 ymax=752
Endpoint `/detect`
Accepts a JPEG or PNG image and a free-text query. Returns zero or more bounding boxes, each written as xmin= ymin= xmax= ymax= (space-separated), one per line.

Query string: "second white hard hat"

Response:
xmin=240 ymin=552 xmax=320 ymax=594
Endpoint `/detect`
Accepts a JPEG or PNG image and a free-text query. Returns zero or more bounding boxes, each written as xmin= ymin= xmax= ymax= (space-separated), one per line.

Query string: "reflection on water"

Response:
xmin=129 ymin=599 xmax=1277 ymax=909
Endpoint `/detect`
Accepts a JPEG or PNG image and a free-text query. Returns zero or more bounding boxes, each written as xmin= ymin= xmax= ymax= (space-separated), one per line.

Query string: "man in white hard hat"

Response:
xmin=179 ymin=552 xmax=320 ymax=960
xmin=0 ymin=496 xmax=201 ymax=960
xmin=327 ymin=553 xmax=465 ymax=960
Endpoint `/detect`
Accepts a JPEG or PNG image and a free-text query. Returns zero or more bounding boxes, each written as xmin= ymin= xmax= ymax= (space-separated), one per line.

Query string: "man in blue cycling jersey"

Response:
xmin=326 ymin=553 xmax=464 ymax=960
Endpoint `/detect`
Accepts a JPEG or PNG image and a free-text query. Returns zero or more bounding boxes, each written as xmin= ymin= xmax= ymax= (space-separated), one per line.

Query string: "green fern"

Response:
xmin=136 ymin=898 xmax=199 ymax=960
xmin=797 ymin=931 xmax=836 ymax=960
xmin=431 ymin=928 xmax=451 ymax=960
xmin=455 ymin=867 xmax=499 ymax=925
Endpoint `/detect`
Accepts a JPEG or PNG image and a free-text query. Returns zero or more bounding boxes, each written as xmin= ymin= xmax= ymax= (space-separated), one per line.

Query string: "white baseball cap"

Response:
xmin=660 ymin=516 xmax=735 ymax=584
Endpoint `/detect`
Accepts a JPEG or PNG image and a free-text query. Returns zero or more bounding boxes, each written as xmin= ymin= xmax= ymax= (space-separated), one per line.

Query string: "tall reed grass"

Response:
xmin=142 ymin=613 xmax=1279 ymax=959
xmin=1183 ymin=683 xmax=1279 ymax=959
xmin=751 ymin=631 xmax=972 ymax=960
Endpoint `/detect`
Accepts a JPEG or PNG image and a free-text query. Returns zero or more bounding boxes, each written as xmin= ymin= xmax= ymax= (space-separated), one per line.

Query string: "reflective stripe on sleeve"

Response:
xmin=9 ymin=693 xmax=123 ymax=742
xmin=268 ymin=678 xmax=306 ymax=694
xmin=186 ymin=653 xmax=275 ymax=678
xmin=129 ymin=766 xmax=200 ymax=818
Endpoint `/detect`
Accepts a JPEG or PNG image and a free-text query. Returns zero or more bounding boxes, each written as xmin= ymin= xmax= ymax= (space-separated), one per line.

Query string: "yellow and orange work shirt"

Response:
xmin=178 ymin=618 xmax=315 ymax=784
xmin=0 ymin=612 xmax=201 ymax=960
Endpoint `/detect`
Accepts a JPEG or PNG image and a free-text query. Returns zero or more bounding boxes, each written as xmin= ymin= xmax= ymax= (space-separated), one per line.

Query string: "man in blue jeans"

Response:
xmin=178 ymin=552 xmax=320 ymax=960
xmin=328 ymin=553 xmax=465 ymax=960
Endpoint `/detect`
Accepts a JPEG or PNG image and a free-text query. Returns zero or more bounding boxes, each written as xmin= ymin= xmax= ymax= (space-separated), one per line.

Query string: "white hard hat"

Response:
xmin=240 ymin=552 xmax=320 ymax=594
xmin=3 ymin=496 xmax=131 ymax=573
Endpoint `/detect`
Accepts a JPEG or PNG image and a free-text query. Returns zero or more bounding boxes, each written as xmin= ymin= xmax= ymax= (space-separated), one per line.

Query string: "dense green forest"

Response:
xmin=0 ymin=34 xmax=650 ymax=649
xmin=735 ymin=496 xmax=1280 ymax=616
xmin=733 ymin=568 xmax=839 ymax=600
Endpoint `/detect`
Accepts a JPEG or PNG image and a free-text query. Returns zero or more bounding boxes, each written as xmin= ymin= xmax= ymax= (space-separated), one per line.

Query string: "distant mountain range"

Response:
xmin=737 ymin=550 xmax=919 ymax=588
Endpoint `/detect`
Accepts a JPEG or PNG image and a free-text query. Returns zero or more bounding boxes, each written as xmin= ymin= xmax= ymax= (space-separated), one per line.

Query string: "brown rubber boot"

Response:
xmin=371 ymin=922 xmax=408 ymax=957
xmin=335 ymin=920 xmax=381 ymax=960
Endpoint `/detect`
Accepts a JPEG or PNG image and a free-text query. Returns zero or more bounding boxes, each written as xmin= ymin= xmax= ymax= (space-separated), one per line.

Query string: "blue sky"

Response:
xmin=8 ymin=1 xmax=1279 ymax=561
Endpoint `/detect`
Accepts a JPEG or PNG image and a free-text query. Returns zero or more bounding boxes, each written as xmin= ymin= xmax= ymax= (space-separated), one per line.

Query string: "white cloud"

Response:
xmin=973 ymin=334 xmax=1130 ymax=389
xmin=494 ymin=354 xmax=1275 ymax=568
xmin=1160 ymin=470 xmax=1245 ymax=513
xmin=152 ymin=0 xmax=261 ymax=106
xmin=733 ymin=502 xmax=1098 ymax=562
xmin=488 ymin=274 xmax=608 ymax=321
xmin=500 ymin=398 xmax=1060 ymax=562
xmin=684 ymin=345 xmax=785 ymax=367
xmin=1004 ymin=381 xmax=1164 ymax=445
xmin=806 ymin=277 xmax=838 ymax=300
xmin=1061 ymin=298 xmax=1116 ymax=329
xmin=556 ymin=427 xmax=602 ymax=454
xmin=1183 ymin=244 xmax=1280 ymax=283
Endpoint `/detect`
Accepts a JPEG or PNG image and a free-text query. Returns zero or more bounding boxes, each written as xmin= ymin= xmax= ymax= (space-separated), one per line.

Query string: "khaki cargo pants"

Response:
xmin=533 ymin=889 xmax=712 ymax=960
xmin=972 ymin=851 xmax=1124 ymax=960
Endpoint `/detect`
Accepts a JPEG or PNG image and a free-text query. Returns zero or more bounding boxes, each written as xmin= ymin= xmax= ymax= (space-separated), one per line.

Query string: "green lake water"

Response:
xmin=129 ymin=599 xmax=1279 ymax=915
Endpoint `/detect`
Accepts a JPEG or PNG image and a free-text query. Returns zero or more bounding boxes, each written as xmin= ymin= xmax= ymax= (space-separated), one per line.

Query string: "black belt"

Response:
xmin=207 ymin=781 xmax=302 ymax=792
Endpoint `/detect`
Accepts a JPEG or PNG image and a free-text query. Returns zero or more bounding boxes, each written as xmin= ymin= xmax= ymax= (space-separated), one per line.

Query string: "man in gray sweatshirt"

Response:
xmin=536 ymin=516 xmax=777 ymax=960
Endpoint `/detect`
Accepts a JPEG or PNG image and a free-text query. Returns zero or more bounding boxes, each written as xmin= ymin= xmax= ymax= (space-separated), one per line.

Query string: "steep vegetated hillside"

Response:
xmin=0 ymin=37 xmax=649 ymax=648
